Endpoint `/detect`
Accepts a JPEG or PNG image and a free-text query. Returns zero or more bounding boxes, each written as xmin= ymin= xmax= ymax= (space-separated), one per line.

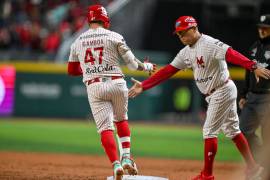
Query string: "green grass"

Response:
xmin=0 ymin=118 xmax=242 ymax=161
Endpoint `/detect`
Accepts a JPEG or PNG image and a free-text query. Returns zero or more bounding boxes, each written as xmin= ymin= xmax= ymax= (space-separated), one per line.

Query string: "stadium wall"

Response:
xmin=0 ymin=61 xmax=245 ymax=122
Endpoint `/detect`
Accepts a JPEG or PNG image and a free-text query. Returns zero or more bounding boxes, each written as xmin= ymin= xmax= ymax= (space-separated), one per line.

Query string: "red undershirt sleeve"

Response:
xmin=67 ymin=62 xmax=83 ymax=76
xmin=142 ymin=64 xmax=180 ymax=91
xmin=225 ymin=47 xmax=256 ymax=71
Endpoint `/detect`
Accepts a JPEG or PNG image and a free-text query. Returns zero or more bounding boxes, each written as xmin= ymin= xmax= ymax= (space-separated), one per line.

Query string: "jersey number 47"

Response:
xmin=84 ymin=46 xmax=104 ymax=65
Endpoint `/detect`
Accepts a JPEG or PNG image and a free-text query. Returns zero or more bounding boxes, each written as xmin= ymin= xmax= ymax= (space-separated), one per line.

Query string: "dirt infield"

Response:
xmin=0 ymin=151 xmax=246 ymax=180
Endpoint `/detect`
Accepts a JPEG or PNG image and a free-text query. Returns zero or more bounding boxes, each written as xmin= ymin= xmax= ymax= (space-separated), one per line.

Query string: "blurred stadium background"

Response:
xmin=0 ymin=0 xmax=269 ymax=171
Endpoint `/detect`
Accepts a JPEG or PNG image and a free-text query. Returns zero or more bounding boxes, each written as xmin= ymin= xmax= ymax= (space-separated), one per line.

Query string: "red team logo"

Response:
xmin=196 ymin=56 xmax=205 ymax=68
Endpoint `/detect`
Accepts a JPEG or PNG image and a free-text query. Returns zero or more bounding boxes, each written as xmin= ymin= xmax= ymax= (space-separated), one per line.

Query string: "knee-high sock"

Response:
xmin=203 ymin=137 xmax=218 ymax=176
xmin=115 ymin=120 xmax=131 ymax=157
xmin=232 ymin=133 xmax=256 ymax=168
xmin=101 ymin=130 xmax=119 ymax=164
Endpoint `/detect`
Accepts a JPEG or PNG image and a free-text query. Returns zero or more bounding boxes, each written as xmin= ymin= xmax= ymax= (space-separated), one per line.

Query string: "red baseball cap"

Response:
xmin=174 ymin=16 xmax=197 ymax=34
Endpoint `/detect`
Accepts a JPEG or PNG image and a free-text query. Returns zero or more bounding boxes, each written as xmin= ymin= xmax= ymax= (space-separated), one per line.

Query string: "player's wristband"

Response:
xmin=250 ymin=63 xmax=258 ymax=72
xmin=143 ymin=63 xmax=154 ymax=71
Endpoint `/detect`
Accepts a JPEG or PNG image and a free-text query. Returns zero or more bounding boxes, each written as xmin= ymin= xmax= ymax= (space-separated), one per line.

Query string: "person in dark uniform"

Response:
xmin=239 ymin=14 xmax=270 ymax=179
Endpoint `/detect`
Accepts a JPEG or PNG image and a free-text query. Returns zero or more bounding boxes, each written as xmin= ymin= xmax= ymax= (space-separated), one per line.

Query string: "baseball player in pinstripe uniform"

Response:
xmin=129 ymin=16 xmax=270 ymax=180
xmin=67 ymin=5 xmax=155 ymax=180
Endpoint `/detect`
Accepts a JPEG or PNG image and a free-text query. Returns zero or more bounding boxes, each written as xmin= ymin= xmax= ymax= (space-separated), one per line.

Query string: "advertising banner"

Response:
xmin=0 ymin=65 xmax=16 ymax=116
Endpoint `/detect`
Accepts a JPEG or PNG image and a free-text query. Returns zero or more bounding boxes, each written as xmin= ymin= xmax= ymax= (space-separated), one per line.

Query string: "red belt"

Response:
xmin=205 ymin=79 xmax=230 ymax=96
xmin=86 ymin=76 xmax=123 ymax=85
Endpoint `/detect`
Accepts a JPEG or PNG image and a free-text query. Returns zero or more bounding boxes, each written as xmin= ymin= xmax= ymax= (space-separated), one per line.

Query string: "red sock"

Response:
xmin=115 ymin=120 xmax=131 ymax=156
xmin=100 ymin=130 xmax=119 ymax=163
xmin=232 ymin=133 xmax=256 ymax=168
xmin=203 ymin=137 xmax=218 ymax=176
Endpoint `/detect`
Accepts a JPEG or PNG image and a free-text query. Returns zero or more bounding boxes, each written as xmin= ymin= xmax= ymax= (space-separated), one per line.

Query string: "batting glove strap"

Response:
xmin=143 ymin=62 xmax=154 ymax=71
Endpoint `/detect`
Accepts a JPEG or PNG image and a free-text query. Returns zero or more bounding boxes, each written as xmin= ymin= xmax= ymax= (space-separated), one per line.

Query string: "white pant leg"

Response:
xmin=87 ymin=81 xmax=114 ymax=133
xmin=109 ymin=79 xmax=128 ymax=121
xmin=221 ymin=84 xmax=241 ymax=138
xmin=203 ymin=80 xmax=240 ymax=139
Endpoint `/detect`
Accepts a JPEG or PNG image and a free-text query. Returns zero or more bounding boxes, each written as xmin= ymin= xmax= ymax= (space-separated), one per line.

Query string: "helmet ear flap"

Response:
xmin=104 ymin=21 xmax=110 ymax=29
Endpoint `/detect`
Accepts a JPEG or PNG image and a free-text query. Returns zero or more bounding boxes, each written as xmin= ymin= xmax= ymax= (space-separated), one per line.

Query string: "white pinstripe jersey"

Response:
xmin=171 ymin=34 xmax=230 ymax=94
xmin=68 ymin=27 xmax=130 ymax=83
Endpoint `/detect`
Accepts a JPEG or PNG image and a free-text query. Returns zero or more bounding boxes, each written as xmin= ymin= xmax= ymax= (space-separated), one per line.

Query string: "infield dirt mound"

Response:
xmin=0 ymin=151 xmax=245 ymax=180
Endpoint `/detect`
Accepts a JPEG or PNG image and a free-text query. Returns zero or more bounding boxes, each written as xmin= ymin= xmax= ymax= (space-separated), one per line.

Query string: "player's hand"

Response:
xmin=254 ymin=67 xmax=270 ymax=83
xmin=128 ymin=78 xmax=143 ymax=98
xmin=143 ymin=57 xmax=157 ymax=76
xmin=238 ymin=98 xmax=246 ymax=110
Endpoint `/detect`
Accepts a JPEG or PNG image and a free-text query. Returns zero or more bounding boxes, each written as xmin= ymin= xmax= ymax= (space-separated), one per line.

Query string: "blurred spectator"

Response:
xmin=46 ymin=3 xmax=71 ymax=27
xmin=43 ymin=29 xmax=61 ymax=54
xmin=0 ymin=27 xmax=11 ymax=49
xmin=15 ymin=21 xmax=32 ymax=48
xmin=30 ymin=21 xmax=42 ymax=50
xmin=0 ymin=0 xmax=114 ymax=61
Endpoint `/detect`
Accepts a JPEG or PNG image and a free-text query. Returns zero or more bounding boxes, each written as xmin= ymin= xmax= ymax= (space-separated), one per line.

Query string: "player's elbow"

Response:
xmin=68 ymin=69 xmax=80 ymax=76
xmin=67 ymin=62 xmax=82 ymax=76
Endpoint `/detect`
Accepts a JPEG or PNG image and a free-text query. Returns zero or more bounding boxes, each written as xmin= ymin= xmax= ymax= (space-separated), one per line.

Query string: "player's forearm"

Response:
xmin=225 ymin=48 xmax=256 ymax=71
xmin=121 ymin=50 xmax=139 ymax=71
xmin=67 ymin=62 xmax=83 ymax=76
xmin=128 ymin=57 xmax=145 ymax=71
xmin=142 ymin=64 xmax=179 ymax=91
xmin=122 ymin=50 xmax=151 ymax=71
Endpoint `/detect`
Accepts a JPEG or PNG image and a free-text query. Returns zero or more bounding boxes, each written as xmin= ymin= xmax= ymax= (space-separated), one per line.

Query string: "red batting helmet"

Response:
xmin=87 ymin=5 xmax=110 ymax=28
xmin=174 ymin=16 xmax=197 ymax=34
